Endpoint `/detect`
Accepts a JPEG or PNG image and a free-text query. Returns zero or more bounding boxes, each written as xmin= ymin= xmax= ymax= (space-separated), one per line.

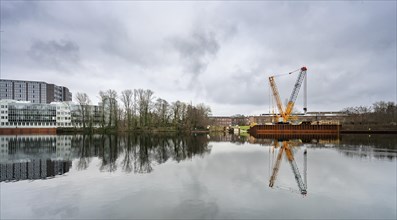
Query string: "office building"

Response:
xmin=0 ymin=99 xmax=102 ymax=129
xmin=0 ymin=79 xmax=72 ymax=104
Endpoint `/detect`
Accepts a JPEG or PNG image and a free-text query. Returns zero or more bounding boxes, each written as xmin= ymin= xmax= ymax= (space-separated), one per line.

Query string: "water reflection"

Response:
xmin=1 ymin=159 xmax=71 ymax=182
xmin=0 ymin=134 xmax=211 ymax=182
xmin=240 ymin=133 xmax=397 ymax=160
xmin=1 ymin=133 xmax=395 ymax=183
xmin=209 ymin=133 xmax=396 ymax=197
xmin=0 ymin=135 xmax=72 ymax=182
xmin=268 ymin=140 xmax=307 ymax=195
xmin=1 ymin=133 xmax=396 ymax=219
xmin=72 ymin=134 xmax=211 ymax=173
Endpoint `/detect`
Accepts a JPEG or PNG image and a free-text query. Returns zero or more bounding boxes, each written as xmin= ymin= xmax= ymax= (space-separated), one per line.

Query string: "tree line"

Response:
xmin=75 ymin=89 xmax=211 ymax=132
xmin=342 ymin=101 xmax=397 ymax=125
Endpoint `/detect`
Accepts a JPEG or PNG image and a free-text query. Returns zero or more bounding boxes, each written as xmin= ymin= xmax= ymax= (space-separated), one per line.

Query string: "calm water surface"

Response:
xmin=1 ymin=134 xmax=396 ymax=219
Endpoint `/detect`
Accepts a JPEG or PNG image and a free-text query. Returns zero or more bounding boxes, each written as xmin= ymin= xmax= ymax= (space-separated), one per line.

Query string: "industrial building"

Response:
xmin=0 ymin=79 xmax=72 ymax=104
xmin=209 ymin=112 xmax=348 ymax=127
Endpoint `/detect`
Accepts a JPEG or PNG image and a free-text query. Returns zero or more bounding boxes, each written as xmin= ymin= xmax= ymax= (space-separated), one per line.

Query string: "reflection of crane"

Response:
xmin=269 ymin=67 xmax=308 ymax=123
xmin=269 ymin=140 xmax=307 ymax=195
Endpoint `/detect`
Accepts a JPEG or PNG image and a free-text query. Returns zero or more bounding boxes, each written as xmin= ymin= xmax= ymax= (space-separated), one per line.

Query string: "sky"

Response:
xmin=0 ymin=1 xmax=396 ymax=116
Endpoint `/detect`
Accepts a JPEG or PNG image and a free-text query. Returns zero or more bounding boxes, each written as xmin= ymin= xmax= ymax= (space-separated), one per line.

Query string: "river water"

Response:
xmin=1 ymin=133 xmax=396 ymax=219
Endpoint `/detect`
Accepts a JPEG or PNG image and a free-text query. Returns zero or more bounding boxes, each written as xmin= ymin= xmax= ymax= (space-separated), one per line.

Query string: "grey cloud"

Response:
xmin=171 ymin=29 xmax=220 ymax=78
xmin=205 ymin=69 xmax=266 ymax=106
xmin=0 ymin=1 xmax=395 ymax=115
xmin=201 ymin=1 xmax=396 ymax=113
xmin=28 ymin=39 xmax=80 ymax=72
xmin=99 ymin=20 xmax=147 ymax=66
xmin=0 ymin=1 xmax=41 ymax=25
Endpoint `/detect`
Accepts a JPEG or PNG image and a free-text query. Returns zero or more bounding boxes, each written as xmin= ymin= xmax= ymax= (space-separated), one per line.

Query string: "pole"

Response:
xmin=304 ymin=72 xmax=307 ymax=114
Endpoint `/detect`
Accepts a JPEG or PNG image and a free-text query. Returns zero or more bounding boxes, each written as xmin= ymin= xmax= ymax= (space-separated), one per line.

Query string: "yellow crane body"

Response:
xmin=268 ymin=67 xmax=307 ymax=123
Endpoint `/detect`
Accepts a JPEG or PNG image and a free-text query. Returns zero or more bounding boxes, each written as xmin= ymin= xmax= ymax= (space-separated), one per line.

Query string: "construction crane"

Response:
xmin=269 ymin=66 xmax=308 ymax=123
xmin=269 ymin=140 xmax=307 ymax=195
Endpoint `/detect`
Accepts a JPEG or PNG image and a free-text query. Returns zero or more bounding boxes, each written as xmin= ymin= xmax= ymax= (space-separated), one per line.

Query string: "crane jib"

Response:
xmin=268 ymin=66 xmax=308 ymax=123
xmin=289 ymin=70 xmax=307 ymax=104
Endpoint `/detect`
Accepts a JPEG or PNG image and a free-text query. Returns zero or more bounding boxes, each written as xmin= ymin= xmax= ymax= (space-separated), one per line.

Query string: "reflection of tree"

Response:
xmin=98 ymin=135 xmax=119 ymax=172
xmin=120 ymin=134 xmax=211 ymax=174
xmin=76 ymin=135 xmax=92 ymax=170
xmin=308 ymin=134 xmax=397 ymax=160
xmin=70 ymin=134 xmax=211 ymax=173
xmin=121 ymin=135 xmax=135 ymax=173
xmin=135 ymin=135 xmax=153 ymax=173
xmin=339 ymin=134 xmax=397 ymax=149
xmin=244 ymin=134 xmax=396 ymax=160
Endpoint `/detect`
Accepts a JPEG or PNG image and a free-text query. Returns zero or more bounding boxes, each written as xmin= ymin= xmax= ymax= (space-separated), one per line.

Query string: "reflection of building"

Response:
xmin=0 ymin=135 xmax=73 ymax=182
xmin=0 ymin=159 xmax=71 ymax=182
xmin=0 ymin=135 xmax=72 ymax=162
xmin=1 ymin=134 xmax=213 ymax=177
xmin=208 ymin=133 xmax=246 ymax=143
xmin=0 ymin=79 xmax=72 ymax=103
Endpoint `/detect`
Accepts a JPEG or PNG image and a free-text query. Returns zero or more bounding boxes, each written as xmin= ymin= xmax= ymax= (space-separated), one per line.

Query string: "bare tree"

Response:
xmin=171 ymin=101 xmax=182 ymax=128
xmin=137 ymin=89 xmax=154 ymax=127
xmin=107 ymin=90 xmax=118 ymax=128
xmin=98 ymin=90 xmax=108 ymax=129
xmin=185 ymin=103 xmax=211 ymax=130
xmin=75 ymin=92 xmax=91 ymax=129
xmin=154 ymin=98 xmax=170 ymax=126
xmin=99 ymin=89 xmax=119 ymax=129
xmin=121 ymin=89 xmax=134 ymax=131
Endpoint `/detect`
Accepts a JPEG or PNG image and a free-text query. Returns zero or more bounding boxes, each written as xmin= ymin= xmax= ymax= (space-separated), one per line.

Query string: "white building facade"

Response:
xmin=0 ymin=100 xmax=101 ymax=129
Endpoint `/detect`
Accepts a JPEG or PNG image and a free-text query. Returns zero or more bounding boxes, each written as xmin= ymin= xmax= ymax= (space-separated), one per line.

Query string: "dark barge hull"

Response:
xmin=249 ymin=124 xmax=341 ymax=135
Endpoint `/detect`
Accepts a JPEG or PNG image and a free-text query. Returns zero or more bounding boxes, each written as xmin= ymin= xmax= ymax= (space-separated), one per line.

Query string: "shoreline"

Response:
xmin=0 ymin=127 xmax=396 ymax=135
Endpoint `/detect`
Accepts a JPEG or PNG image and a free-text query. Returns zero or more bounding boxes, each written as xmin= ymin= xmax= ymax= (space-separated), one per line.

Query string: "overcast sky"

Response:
xmin=1 ymin=1 xmax=396 ymax=116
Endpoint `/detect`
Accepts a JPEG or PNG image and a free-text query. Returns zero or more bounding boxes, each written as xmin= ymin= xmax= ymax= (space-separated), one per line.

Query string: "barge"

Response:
xmin=249 ymin=124 xmax=341 ymax=135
